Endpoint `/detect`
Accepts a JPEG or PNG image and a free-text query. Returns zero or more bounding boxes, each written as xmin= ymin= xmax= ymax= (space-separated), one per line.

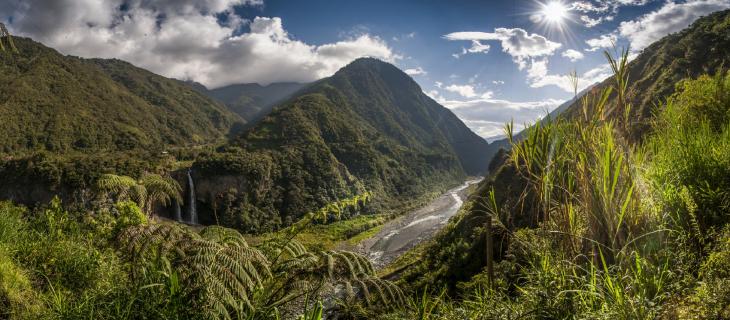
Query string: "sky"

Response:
xmin=2 ymin=0 xmax=729 ymax=140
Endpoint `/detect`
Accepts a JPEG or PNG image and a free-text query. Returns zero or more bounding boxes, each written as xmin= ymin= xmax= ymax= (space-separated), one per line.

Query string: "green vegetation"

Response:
xmin=562 ymin=9 xmax=730 ymax=141
xmin=4 ymin=10 xmax=730 ymax=319
xmin=200 ymin=82 xmax=306 ymax=122
xmin=380 ymin=45 xmax=730 ymax=318
xmin=190 ymin=58 xmax=488 ymax=229
xmin=96 ymin=173 xmax=182 ymax=215
xmin=0 ymin=37 xmax=241 ymax=155
xmin=0 ymin=192 xmax=408 ymax=319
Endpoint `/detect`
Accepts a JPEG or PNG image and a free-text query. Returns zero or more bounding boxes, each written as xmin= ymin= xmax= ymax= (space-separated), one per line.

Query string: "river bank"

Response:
xmin=355 ymin=178 xmax=482 ymax=269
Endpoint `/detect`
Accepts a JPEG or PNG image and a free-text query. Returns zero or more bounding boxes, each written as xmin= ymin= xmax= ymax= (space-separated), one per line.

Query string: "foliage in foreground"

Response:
xmin=0 ymin=192 xmax=404 ymax=319
xmin=387 ymin=60 xmax=730 ymax=318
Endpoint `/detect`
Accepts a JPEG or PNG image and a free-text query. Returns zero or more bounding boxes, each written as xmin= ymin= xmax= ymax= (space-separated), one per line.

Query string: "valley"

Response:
xmin=359 ymin=177 xmax=482 ymax=268
xmin=0 ymin=3 xmax=730 ymax=320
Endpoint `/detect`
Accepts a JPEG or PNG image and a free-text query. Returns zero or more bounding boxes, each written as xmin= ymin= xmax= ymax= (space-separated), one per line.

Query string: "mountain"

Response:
xmin=397 ymin=9 xmax=730 ymax=290
xmin=563 ymin=10 xmax=730 ymax=141
xmin=191 ymin=58 xmax=490 ymax=231
xmin=0 ymin=37 xmax=243 ymax=155
xmin=202 ymin=82 xmax=307 ymax=122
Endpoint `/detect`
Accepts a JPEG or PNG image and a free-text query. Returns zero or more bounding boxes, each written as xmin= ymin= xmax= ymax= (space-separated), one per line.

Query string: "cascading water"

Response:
xmin=186 ymin=169 xmax=198 ymax=224
xmin=173 ymin=198 xmax=182 ymax=222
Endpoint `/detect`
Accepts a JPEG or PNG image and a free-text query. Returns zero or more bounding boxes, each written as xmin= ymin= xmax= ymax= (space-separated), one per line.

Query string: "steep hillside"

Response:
xmin=398 ymin=9 xmax=730 ymax=292
xmin=0 ymin=37 xmax=242 ymax=154
xmin=204 ymin=82 xmax=307 ymax=121
xmin=563 ymin=9 xmax=730 ymax=140
xmin=192 ymin=58 xmax=490 ymax=232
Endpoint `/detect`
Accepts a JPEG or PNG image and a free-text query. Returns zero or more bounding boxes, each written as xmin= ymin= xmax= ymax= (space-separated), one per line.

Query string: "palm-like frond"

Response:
xmin=119 ymin=224 xmax=272 ymax=320
xmin=96 ymin=173 xmax=182 ymax=215
xmin=141 ymin=174 xmax=182 ymax=206
xmin=96 ymin=174 xmax=138 ymax=199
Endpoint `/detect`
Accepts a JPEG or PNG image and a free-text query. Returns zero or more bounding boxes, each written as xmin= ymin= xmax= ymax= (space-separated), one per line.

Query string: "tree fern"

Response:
xmin=118 ymin=193 xmax=402 ymax=319
xmin=96 ymin=173 xmax=181 ymax=215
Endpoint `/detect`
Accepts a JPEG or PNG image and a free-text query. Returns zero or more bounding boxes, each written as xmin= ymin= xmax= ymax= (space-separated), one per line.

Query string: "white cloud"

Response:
xmin=571 ymin=0 xmax=652 ymax=27
xmin=445 ymin=84 xmax=478 ymax=98
xmin=2 ymin=0 xmax=398 ymax=88
xmin=580 ymin=15 xmax=604 ymax=27
xmin=492 ymin=80 xmax=505 ymax=85
xmin=443 ymin=28 xmax=561 ymax=68
xmin=441 ymin=97 xmax=564 ymax=139
xmin=528 ymin=60 xmax=612 ymax=93
xmin=404 ymin=66 xmax=427 ymax=76
xmin=562 ymin=49 xmax=585 ymax=61
xmin=466 ymin=40 xmax=490 ymax=54
xmin=585 ymin=34 xmax=618 ymax=51
xmin=571 ymin=1 xmax=611 ymax=13
xmin=619 ymin=0 xmax=730 ymax=50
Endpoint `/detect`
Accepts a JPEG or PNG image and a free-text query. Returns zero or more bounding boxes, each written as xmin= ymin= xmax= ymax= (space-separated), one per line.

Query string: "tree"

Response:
xmin=96 ymin=173 xmax=182 ymax=215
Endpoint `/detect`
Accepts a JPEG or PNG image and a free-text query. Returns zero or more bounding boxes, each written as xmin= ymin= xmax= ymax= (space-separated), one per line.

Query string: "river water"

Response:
xmin=359 ymin=178 xmax=482 ymax=268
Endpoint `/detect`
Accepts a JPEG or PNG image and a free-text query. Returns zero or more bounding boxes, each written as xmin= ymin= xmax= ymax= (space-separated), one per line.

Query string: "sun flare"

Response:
xmin=541 ymin=1 xmax=568 ymax=24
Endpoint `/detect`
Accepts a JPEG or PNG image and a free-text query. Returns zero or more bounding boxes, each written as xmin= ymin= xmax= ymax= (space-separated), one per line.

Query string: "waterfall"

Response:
xmin=173 ymin=198 xmax=182 ymax=222
xmin=186 ymin=169 xmax=198 ymax=224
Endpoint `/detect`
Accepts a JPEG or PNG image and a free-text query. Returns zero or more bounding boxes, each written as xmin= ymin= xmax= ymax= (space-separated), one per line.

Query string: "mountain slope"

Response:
xmin=296 ymin=58 xmax=491 ymax=175
xmin=563 ymin=9 xmax=730 ymax=140
xmin=397 ymin=9 xmax=730 ymax=291
xmin=192 ymin=58 xmax=490 ymax=231
xmin=203 ymin=82 xmax=307 ymax=122
xmin=0 ymin=37 xmax=242 ymax=154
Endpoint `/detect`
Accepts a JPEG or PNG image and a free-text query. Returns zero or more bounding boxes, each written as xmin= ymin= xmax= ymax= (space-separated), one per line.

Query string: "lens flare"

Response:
xmin=542 ymin=1 xmax=568 ymax=24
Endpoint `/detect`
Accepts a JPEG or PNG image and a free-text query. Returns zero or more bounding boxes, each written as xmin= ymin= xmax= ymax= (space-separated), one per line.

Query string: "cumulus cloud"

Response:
xmin=443 ymin=28 xmax=561 ymax=68
xmin=562 ymin=49 xmax=585 ymax=61
xmin=619 ymin=0 xmax=730 ymax=50
xmin=1 ymin=0 xmax=398 ymax=88
xmin=528 ymin=60 xmax=612 ymax=93
xmin=441 ymin=97 xmax=564 ymax=139
xmin=445 ymin=84 xmax=478 ymax=98
xmin=404 ymin=67 xmax=427 ymax=76
xmin=585 ymin=33 xmax=618 ymax=51
xmin=441 ymin=27 xmax=610 ymax=94
xmin=570 ymin=0 xmax=651 ymax=27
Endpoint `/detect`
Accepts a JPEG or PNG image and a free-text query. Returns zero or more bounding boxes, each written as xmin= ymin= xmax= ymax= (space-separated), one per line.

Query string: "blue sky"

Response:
xmin=2 ymin=0 xmax=729 ymax=139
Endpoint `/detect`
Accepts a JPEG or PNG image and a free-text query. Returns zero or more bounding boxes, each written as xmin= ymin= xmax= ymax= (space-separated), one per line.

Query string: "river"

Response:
xmin=357 ymin=178 xmax=482 ymax=268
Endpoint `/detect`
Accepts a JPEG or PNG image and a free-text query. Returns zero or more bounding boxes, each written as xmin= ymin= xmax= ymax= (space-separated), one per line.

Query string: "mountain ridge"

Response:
xmin=0 ymin=37 xmax=243 ymax=154
xmin=191 ymin=57 xmax=490 ymax=231
xmin=397 ymin=8 xmax=730 ymax=292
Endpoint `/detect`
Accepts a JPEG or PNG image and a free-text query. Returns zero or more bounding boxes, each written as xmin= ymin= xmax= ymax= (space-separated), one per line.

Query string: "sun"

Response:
xmin=541 ymin=1 xmax=568 ymax=24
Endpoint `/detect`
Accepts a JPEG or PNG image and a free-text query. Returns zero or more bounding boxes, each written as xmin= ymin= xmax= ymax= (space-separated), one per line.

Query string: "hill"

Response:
xmin=0 ymin=37 xmax=242 ymax=155
xmin=202 ymin=82 xmax=307 ymax=122
xmin=191 ymin=58 xmax=491 ymax=232
xmin=396 ymin=9 xmax=730 ymax=293
xmin=563 ymin=9 xmax=730 ymax=140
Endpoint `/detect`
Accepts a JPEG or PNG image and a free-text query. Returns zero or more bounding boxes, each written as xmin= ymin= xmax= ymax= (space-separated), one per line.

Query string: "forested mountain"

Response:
xmin=397 ymin=9 xmax=730 ymax=304
xmin=0 ymin=37 xmax=243 ymax=154
xmin=200 ymin=82 xmax=307 ymax=122
xmin=191 ymin=58 xmax=490 ymax=231
xmin=562 ymin=9 xmax=730 ymax=140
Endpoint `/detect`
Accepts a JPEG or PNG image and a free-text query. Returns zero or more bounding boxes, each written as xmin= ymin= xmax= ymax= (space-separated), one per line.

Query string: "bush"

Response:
xmin=114 ymin=201 xmax=147 ymax=231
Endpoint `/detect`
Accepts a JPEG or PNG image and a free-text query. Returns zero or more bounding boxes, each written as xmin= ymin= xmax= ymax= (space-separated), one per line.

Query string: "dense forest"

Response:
xmin=0 ymin=7 xmax=729 ymax=320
